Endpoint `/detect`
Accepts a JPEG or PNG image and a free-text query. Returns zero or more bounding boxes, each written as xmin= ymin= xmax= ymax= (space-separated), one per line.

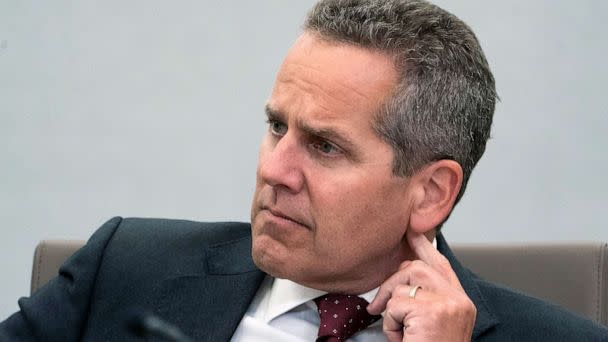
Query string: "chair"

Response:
xmin=451 ymin=242 xmax=607 ymax=325
xmin=31 ymin=240 xmax=84 ymax=295
xmin=31 ymin=240 xmax=607 ymax=325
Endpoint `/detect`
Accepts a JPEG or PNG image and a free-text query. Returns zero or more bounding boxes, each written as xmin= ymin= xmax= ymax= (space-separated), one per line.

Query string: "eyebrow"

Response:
xmin=264 ymin=105 xmax=359 ymax=154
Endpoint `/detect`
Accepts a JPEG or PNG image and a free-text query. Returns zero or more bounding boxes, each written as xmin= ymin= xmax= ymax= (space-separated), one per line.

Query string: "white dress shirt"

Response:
xmin=231 ymin=277 xmax=386 ymax=341
xmin=231 ymin=240 xmax=435 ymax=341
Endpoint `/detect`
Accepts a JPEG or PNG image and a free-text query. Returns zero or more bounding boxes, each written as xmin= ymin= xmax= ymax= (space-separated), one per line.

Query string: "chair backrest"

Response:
xmin=451 ymin=242 xmax=607 ymax=325
xmin=31 ymin=240 xmax=607 ymax=325
xmin=31 ymin=240 xmax=84 ymax=295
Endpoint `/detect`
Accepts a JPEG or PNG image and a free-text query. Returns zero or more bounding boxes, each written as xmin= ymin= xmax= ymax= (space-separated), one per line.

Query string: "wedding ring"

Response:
xmin=409 ymin=285 xmax=422 ymax=299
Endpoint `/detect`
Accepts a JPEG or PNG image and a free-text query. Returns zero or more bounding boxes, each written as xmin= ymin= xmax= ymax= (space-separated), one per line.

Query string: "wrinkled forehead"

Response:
xmin=285 ymin=33 xmax=398 ymax=87
xmin=272 ymin=33 xmax=399 ymax=117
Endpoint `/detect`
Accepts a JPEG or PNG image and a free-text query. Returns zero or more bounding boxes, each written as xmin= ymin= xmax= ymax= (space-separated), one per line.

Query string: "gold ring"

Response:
xmin=409 ymin=285 xmax=421 ymax=299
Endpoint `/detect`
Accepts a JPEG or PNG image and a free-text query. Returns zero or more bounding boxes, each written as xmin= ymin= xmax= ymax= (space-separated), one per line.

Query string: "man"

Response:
xmin=1 ymin=0 xmax=607 ymax=341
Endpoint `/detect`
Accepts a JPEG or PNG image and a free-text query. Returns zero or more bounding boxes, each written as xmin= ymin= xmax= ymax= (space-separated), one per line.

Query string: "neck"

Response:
xmin=314 ymin=231 xmax=437 ymax=294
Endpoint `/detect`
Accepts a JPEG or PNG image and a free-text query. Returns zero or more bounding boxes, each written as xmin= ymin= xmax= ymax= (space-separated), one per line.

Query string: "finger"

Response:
xmin=367 ymin=280 xmax=394 ymax=315
xmin=382 ymin=298 xmax=413 ymax=342
xmin=383 ymin=314 xmax=405 ymax=342
xmin=384 ymin=329 xmax=403 ymax=342
xmin=368 ymin=261 xmax=444 ymax=314
xmin=382 ymin=293 xmax=434 ymax=342
xmin=368 ymin=271 xmax=413 ymax=314
xmin=406 ymin=229 xmax=442 ymax=268
xmin=407 ymin=229 xmax=461 ymax=286
xmin=398 ymin=260 xmax=412 ymax=270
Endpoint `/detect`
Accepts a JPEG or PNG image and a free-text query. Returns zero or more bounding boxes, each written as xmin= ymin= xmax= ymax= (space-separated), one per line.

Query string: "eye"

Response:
xmin=266 ymin=119 xmax=287 ymax=136
xmin=310 ymin=140 xmax=342 ymax=156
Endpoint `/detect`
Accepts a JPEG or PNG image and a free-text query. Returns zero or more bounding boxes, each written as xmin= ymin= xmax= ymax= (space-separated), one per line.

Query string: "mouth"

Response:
xmin=260 ymin=206 xmax=311 ymax=230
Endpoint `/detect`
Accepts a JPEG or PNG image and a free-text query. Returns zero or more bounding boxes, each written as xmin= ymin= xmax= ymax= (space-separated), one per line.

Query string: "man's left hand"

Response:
xmin=367 ymin=229 xmax=476 ymax=342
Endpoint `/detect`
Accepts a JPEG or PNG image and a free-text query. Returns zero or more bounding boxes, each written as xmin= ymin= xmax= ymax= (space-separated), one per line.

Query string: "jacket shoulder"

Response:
xmin=111 ymin=217 xmax=251 ymax=245
xmin=99 ymin=217 xmax=252 ymax=274
xmin=471 ymin=274 xmax=608 ymax=341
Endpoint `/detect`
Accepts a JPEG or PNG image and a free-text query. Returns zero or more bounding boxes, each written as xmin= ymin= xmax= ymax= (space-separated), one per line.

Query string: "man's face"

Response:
xmin=251 ymin=33 xmax=414 ymax=293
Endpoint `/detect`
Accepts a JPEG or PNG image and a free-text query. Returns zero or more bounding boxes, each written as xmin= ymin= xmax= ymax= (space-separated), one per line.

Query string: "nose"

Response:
xmin=257 ymin=133 xmax=305 ymax=194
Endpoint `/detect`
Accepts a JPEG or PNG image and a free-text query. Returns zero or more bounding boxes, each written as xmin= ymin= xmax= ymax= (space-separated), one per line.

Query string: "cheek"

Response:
xmin=311 ymin=177 xmax=408 ymax=243
xmin=311 ymin=171 xmax=407 ymax=222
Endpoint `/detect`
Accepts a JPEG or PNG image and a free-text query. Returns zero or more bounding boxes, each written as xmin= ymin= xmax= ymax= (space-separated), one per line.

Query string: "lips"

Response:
xmin=261 ymin=206 xmax=311 ymax=230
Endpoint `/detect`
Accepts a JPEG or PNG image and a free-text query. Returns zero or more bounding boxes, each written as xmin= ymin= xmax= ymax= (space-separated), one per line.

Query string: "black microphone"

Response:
xmin=126 ymin=310 xmax=194 ymax=342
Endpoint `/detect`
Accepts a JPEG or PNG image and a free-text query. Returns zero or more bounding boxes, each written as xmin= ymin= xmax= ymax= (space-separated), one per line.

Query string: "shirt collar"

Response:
xmin=262 ymin=238 xmax=437 ymax=323
xmin=263 ymin=278 xmax=380 ymax=323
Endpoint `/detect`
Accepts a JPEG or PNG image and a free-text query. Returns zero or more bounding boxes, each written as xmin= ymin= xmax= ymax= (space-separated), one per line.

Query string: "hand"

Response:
xmin=367 ymin=229 xmax=476 ymax=342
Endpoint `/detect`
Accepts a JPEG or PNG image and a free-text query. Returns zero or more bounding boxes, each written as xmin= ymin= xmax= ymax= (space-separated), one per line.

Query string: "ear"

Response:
xmin=408 ymin=160 xmax=463 ymax=234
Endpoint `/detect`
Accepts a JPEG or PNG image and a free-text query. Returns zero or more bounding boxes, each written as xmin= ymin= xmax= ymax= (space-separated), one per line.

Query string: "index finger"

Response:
xmin=406 ymin=229 xmax=459 ymax=284
xmin=406 ymin=229 xmax=441 ymax=266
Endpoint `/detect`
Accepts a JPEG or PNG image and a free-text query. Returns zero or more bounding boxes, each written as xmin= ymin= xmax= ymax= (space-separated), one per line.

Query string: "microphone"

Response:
xmin=126 ymin=310 xmax=194 ymax=342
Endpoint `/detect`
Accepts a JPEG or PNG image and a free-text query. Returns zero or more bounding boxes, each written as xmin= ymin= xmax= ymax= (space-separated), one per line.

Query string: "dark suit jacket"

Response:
xmin=1 ymin=217 xmax=607 ymax=341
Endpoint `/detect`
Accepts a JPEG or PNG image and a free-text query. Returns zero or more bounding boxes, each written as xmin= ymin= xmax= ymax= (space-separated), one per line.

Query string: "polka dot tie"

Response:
xmin=314 ymin=293 xmax=381 ymax=341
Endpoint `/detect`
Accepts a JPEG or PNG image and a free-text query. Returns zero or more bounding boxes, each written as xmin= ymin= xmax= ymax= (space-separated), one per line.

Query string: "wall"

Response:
xmin=1 ymin=0 xmax=606 ymax=319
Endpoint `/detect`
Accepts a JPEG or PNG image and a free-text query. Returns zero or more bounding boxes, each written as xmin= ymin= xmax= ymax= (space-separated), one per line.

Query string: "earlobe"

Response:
xmin=409 ymin=160 xmax=463 ymax=233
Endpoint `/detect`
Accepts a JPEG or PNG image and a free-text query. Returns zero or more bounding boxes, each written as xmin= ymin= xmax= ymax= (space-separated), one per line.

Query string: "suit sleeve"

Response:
xmin=0 ymin=217 xmax=123 ymax=341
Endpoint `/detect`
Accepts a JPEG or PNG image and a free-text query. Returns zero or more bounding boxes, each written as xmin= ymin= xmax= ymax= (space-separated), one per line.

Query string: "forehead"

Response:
xmin=269 ymin=33 xmax=398 ymax=126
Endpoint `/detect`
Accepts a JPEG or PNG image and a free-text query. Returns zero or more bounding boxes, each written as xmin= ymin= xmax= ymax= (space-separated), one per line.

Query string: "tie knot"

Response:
xmin=314 ymin=294 xmax=381 ymax=341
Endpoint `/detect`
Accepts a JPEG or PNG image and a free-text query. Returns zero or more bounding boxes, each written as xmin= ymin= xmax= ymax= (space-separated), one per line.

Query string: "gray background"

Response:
xmin=1 ymin=0 xmax=606 ymax=319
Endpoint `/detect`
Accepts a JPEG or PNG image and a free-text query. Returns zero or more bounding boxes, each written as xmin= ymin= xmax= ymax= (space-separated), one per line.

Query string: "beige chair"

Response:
xmin=31 ymin=240 xmax=607 ymax=325
xmin=30 ymin=240 xmax=84 ymax=295
xmin=451 ymin=243 xmax=607 ymax=326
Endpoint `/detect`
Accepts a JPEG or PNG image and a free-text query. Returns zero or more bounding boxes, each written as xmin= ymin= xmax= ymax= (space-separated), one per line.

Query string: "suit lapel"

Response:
xmin=436 ymin=233 xmax=499 ymax=340
xmin=153 ymin=235 xmax=265 ymax=341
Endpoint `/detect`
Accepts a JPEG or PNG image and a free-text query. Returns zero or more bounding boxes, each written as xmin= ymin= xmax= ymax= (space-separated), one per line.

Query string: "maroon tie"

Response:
xmin=314 ymin=293 xmax=381 ymax=341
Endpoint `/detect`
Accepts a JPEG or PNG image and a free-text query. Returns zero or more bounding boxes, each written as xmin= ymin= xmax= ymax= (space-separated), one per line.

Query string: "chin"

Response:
xmin=251 ymin=235 xmax=292 ymax=278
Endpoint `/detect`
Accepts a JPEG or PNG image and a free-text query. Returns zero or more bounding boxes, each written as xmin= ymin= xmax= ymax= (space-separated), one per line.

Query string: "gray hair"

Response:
xmin=304 ymin=0 xmax=497 ymax=205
